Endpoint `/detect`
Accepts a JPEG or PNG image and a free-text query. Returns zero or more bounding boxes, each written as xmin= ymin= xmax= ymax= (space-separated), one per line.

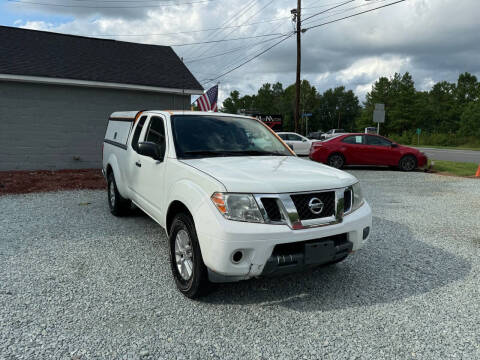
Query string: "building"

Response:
xmin=0 ymin=26 xmax=203 ymax=171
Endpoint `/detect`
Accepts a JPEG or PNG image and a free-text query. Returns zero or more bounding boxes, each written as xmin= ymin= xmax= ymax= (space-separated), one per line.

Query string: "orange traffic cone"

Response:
xmin=476 ymin=164 xmax=480 ymax=177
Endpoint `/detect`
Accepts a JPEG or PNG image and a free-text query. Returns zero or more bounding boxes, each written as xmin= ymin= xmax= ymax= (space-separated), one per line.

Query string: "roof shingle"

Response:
xmin=0 ymin=25 xmax=203 ymax=91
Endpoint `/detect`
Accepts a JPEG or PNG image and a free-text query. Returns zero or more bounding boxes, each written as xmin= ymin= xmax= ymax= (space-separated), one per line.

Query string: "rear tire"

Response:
xmin=107 ymin=172 xmax=131 ymax=216
xmin=169 ymin=213 xmax=210 ymax=299
xmin=399 ymin=155 xmax=417 ymax=172
xmin=327 ymin=153 xmax=345 ymax=169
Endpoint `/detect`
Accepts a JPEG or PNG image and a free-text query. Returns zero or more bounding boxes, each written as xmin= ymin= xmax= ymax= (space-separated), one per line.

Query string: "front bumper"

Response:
xmin=195 ymin=200 xmax=372 ymax=283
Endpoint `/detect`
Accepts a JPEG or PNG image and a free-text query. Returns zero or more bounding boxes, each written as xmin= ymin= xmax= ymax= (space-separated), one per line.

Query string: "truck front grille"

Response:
xmin=290 ymin=191 xmax=335 ymax=220
xmin=261 ymin=198 xmax=282 ymax=222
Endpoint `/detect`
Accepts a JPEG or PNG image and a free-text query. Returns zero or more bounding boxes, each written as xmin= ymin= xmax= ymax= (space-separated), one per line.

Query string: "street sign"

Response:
xmin=416 ymin=128 xmax=422 ymax=135
xmin=373 ymin=103 xmax=385 ymax=124
xmin=303 ymin=113 xmax=313 ymax=117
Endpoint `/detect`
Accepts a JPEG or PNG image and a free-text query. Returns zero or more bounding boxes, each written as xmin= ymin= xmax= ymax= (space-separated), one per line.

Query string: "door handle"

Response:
xmin=135 ymin=161 xmax=141 ymax=168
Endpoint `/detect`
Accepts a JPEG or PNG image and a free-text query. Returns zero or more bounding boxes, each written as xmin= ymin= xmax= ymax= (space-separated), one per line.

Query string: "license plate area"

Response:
xmin=304 ymin=241 xmax=336 ymax=265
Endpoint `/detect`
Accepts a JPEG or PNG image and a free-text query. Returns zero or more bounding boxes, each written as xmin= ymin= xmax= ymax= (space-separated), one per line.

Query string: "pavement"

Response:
xmin=416 ymin=147 xmax=480 ymax=164
xmin=1 ymin=170 xmax=479 ymax=359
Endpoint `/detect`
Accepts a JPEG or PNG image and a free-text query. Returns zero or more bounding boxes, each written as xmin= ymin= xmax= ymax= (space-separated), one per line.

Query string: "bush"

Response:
xmin=388 ymin=131 xmax=480 ymax=148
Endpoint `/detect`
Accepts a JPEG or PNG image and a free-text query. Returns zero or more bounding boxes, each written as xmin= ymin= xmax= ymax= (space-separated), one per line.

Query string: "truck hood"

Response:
xmin=181 ymin=156 xmax=357 ymax=193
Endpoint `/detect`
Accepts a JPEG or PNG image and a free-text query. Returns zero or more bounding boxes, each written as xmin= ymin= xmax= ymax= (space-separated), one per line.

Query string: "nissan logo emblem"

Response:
xmin=308 ymin=197 xmax=324 ymax=215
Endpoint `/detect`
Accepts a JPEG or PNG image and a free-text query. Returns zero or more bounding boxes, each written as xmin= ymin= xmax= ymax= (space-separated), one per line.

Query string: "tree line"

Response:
xmin=222 ymin=72 xmax=480 ymax=146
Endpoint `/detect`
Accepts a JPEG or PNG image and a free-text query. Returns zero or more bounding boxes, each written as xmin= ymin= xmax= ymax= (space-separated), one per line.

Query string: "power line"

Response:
xmin=192 ymin=0 xmax=276 ymax=61
xmin=81 ymin=16 xmax=291 ymax=37
xmin=302 ymin=0 xmax=390 ymax=26
xmin=184 ymin=0 xmax=257 ymax=59
xmin=184 ymin=34 xmax=287 ymax=63
xmin=170 ymin=32 xmax=286 ymax=47
xmin=7 ymin=0 xmax=215 ymax=8
xmin=303 ymin=0 xmax=407 ymax=31
xmin=201 ymin=32 xmax=294 ymax=86
xmin=302 ymin=0 xmax=355 ymax=23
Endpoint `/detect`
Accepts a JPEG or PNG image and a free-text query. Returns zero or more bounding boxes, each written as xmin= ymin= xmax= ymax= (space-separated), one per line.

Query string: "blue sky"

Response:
xmin=0 ymin=0 xmax=73 ymax=27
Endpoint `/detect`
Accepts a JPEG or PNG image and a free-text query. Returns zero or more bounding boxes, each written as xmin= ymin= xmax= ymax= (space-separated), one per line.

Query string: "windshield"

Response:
xmin=171 ymin=115 xmax=292 ymax=159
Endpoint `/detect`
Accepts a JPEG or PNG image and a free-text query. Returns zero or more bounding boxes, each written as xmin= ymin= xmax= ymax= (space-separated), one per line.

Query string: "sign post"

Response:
xmin=373 ymin=104 xmax=385 ymax=135
xmin=416 ymin=128 xmax=421 ymax=145
xmin=303 ymin=113 xmax=312 ymax=135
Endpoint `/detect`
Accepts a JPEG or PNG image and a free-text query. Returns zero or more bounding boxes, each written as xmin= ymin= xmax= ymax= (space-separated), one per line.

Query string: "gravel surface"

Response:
xmin=1 ymin=170 xmax=479 ymax=359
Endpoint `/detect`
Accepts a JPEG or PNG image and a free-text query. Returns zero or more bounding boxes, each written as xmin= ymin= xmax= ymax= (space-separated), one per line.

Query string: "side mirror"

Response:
xmin=138 ymin=141 xmax=164 ymax=161
xmin=391 ymin=143 xmax=398 ymax=148
xmin=302 ymin=139 xmax=307 ymax=142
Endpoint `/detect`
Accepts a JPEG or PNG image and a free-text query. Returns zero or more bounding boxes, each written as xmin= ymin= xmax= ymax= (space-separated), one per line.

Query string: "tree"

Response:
xmin=455 ymin=72 xmax=480 ymax=105
xmin=459 ymin=101 xmax=480 ymax=137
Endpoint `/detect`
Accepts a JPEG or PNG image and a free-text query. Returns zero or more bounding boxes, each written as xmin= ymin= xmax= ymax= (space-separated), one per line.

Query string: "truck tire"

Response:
xmin=399 ymin=155 xmax=417 ymax=172
xmin=107 ymin=172 xmax=131 ymax=216
xmin=169 ymin=213 xmax=209 ymax=299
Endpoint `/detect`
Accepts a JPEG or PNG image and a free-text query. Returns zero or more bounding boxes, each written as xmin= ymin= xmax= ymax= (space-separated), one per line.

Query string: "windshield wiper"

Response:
xmin=182 ymin=151 xmax=229 ymax=158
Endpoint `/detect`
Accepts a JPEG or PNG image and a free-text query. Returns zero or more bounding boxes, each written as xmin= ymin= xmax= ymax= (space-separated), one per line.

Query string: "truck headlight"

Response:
xmin=211 ymin=193 xmax=264 ymax=223
xmin=352 ymin=182 xmax=365 ymax=212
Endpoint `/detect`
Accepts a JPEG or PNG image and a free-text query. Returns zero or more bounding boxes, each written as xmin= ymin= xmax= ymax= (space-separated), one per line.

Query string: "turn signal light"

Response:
xmin=211 ymin=193 xmax=226 ymax=214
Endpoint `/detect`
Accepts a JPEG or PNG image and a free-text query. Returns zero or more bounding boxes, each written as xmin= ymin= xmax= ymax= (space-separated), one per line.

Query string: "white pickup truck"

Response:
xmin=103 ymin=111 xmax=372 ymax=298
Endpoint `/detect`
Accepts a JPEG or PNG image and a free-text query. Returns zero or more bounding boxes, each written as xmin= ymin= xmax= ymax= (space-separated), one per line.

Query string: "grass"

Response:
xmin=412 ymin=145 xmax=480 ymax=151
xmin=430 ymin=160 xmax=479 ymax=177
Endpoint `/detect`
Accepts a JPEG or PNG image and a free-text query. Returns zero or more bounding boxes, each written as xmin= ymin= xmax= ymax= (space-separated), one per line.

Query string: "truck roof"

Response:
xmin=109 ymin=110 xmax=256 ymax=121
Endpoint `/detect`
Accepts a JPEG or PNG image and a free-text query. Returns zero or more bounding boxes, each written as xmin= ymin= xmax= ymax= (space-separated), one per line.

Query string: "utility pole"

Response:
xmin=292 ymin=0 xmax=301 ymax=133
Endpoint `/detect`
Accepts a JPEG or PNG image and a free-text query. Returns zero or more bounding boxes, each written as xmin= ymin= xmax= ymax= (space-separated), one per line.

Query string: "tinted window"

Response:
xmin=342 ymin=135 xmax=364 ymax=144
xmin=171 ymin=115 xmax=291 ymax=158
xmin=288 ymin=134 xmax=302 ymax=141
xmin=366 ymin=135 xmax=391 ymax=146
xmin=145 ymin=117 xmax=165 ymax=146
xmin=131 ymin=116 xmax=147 ymax=152
xmin=278 ymin=133 xmax=288 ymax=140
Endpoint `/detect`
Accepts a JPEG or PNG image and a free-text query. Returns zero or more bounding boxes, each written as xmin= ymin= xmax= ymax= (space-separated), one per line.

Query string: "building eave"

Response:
xmin=0 ymin=73 xmax=204 ymax=95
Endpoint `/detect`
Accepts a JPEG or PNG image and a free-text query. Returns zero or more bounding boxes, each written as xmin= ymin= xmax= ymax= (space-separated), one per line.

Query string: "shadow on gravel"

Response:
xmin=204 ymin=217 xmax=471 ymax=311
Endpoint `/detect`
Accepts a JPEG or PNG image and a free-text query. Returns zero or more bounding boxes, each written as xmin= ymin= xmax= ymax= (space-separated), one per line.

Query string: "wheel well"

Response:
xmin=106 ymin=164 xmax=113 ymax=178
xmin=328 ymin=152 xmax=345 ymax=163
xmin=166 ymin=201 xmax=192 ymax=235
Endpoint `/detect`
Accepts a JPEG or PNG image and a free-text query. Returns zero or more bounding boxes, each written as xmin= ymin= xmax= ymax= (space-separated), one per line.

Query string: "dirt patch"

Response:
xmin=0 ymin=169 xmax=106 ymax=195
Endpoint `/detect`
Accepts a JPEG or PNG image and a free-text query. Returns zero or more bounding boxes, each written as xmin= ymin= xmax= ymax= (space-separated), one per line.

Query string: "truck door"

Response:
xmin=127 ymin=115 xmax=148 ymax=199
xmin=133 ymin=115 xmax=168 ymax=221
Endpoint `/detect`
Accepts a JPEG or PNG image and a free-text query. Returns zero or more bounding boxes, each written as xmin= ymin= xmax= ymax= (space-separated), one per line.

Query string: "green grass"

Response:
xmin=430 ymin=160 xmax=479 ymax=177
xmin=412 ymin=145 xmax=480 ymax=151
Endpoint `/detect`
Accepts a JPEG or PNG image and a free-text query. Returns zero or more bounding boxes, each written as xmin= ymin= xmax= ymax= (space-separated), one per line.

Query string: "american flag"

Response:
xmin=196 ymin=85 xmax=218 ymax=112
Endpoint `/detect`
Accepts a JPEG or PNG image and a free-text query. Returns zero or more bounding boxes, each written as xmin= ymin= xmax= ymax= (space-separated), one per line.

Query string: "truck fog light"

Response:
xmin=231 ymin=250 xmax=244 ymax=264
xmin=363 ymin=226 xmax=370 ymax=240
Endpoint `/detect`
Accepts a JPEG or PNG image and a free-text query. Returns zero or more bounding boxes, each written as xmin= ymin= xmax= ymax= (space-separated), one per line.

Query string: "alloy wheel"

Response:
xmin=175 ymin=229 xmax=194 ymax=281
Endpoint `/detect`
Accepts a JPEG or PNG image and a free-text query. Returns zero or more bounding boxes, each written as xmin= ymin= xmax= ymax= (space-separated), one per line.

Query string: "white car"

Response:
xmin=103 ymin=111 xmax=372 ymax=298
xmin=276 ymin=132 xmax=313 ymax=155
xmin=324 ymin=129 xmax=347 ymax=139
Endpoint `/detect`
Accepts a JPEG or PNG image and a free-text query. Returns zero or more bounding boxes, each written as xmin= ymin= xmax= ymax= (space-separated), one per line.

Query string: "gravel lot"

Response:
xmin=1 ymin=170 xmax=479 ymax=359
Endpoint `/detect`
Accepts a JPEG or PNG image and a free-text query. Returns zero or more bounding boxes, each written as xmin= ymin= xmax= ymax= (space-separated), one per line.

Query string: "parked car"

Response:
xmin=103 ymin=111 xmax=372 ymax=298
xmin=323 ymin=129 xmax=347 ymax=139
xmin=365 ymin=127 xmax=377 ymax=134
xmin=307 ymin=131 xmax=325 ymax=140
xmin=276 ymin=132 xmax=313 ymax=155
xmin=309 ymin=133 xmax=428 ymax=171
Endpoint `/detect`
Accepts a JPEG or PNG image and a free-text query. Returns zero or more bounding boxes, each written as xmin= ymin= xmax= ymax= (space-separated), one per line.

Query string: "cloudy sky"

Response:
xmin=1 ymin=0 xmax=479 ymax=104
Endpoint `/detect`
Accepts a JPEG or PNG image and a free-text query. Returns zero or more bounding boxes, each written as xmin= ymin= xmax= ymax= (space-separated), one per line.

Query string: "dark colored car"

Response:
xmin=309 ymin=133 xmax=428 ymax=171
xmin=307 ymin=131 xmax=325 ymax=140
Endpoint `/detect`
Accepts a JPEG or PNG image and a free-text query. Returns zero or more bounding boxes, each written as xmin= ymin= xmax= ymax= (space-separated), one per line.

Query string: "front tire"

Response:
xmin=169 ymin=213 xmax=209 ymax=299
xmin=107 ymin=172 xmax=131 ymax=216
xmin=399 ymin=155 xmax=417 ymax=172
xmin=327 ymin=153 xmax=345 ymax=169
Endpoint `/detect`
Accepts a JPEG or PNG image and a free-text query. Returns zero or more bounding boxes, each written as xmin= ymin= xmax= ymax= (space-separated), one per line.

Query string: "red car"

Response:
xmin=309 ymin=133 xmax=428 ymax=171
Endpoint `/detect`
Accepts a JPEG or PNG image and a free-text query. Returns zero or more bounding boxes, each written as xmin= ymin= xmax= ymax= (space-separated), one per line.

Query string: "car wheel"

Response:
xmin=399 ymin=155 xmax=417 ymax=172
xmin=327 ymin=153 xmax=345 ymax=169
xmin=169 ymin=213 xmax=209 ymax=299
xmin=107 ymin=172 xmax=131 ymax=216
